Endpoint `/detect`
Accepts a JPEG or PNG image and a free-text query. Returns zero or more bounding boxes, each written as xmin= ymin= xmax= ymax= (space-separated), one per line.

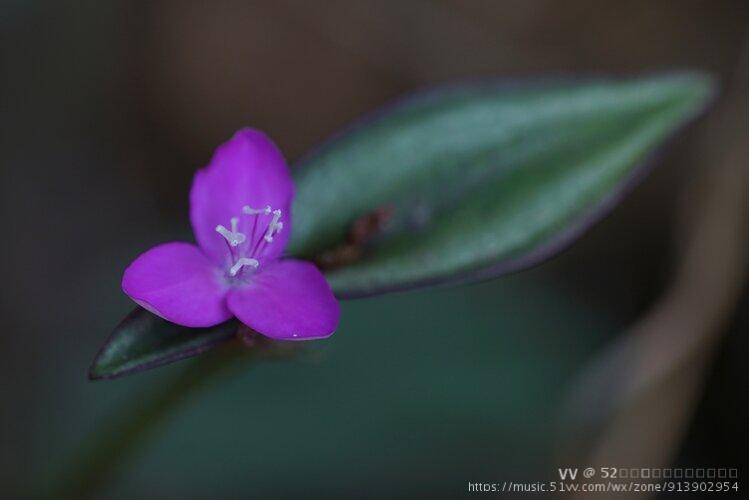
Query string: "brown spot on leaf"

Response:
xmin=316 ymin=205 xmax=395 ymax=270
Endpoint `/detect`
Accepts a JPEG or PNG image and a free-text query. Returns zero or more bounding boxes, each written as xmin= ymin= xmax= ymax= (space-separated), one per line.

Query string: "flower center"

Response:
xmin=215 ymin=204 xmax=284 ymax=278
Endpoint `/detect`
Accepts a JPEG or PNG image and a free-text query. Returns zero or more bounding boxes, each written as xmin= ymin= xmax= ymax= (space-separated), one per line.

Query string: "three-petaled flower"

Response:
xmin=122 ymin=129 xmax=340 ymax=340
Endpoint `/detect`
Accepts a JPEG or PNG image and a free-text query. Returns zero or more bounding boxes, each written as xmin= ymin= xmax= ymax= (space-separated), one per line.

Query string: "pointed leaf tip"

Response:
xmin=288 ymin=72 xmax=717 ymax=296
xmin=89 ymin=307 xmax=238 ymax=380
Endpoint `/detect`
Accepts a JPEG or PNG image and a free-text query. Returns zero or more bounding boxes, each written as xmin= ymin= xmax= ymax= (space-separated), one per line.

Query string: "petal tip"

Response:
xmin=226 ymin=260 xmax=340 ymax=342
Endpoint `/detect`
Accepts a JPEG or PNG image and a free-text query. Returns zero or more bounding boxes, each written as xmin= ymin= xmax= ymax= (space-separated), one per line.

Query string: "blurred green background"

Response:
xmin=1 ymin=1 xmax=746 ymax=498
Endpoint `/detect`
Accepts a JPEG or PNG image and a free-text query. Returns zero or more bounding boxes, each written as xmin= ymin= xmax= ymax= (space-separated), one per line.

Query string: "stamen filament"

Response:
xmin=222 ymin=237 xmax=236 ymax=261
xmin=217 ymin=204 xmax=284 ymax=268
xmin=249 ymin=212 xmax=260 ymax=246
xmin=229 ymin=257 xmax=259 ymax=276
xmin=248 ymin=221 xmax=270 ymax=257
xmin=215 ymin=217 xmax=246 ymax=247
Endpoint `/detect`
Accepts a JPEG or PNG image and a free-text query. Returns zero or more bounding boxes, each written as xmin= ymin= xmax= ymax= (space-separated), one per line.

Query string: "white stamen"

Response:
xmin=215 ymin=217 xmax=246 ymax=246
xmin=242 ymin=205 xmax=271 ymax=215
xmin=264 ymin=209 xmax=283 ymax=242
xmin=229 ymin=257 xmax=259 ymax=276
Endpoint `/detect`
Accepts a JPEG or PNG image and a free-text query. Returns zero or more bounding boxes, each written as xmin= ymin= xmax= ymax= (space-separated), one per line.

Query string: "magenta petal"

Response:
xmin=122 ymin=242 xmax=231 ymax=327
xmin=227 ymin=260 xmax=340 ymax=340
xmin=190 ymin=128 xmax=294 ymax=265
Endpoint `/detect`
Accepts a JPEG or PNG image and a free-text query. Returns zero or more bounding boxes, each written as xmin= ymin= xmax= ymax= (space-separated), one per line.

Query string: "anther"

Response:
xmin=229 ymin=257 xmax=259 ymax=276
xmin=243 ymin=205 xmax=271 ymax=215
xmin=215 ymin=217 xmax=246 ymax=247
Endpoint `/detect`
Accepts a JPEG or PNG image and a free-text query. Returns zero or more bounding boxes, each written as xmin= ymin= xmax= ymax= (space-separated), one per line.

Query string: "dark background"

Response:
xmin=2 ymin=1 xmax=747 ymax=498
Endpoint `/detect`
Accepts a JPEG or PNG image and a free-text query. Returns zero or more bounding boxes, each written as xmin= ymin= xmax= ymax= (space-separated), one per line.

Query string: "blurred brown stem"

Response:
xmin=562 ymin=37 xmax=749 ymax=500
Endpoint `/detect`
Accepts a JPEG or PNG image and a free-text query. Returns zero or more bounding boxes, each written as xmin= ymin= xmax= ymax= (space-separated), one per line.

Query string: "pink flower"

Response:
xmin=122 ymin=129 xmax=340 ymax=340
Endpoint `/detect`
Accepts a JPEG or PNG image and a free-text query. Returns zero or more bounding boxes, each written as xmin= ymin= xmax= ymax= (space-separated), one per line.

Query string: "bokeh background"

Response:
xmin=2 ymin=1 xmax=747 ymax=498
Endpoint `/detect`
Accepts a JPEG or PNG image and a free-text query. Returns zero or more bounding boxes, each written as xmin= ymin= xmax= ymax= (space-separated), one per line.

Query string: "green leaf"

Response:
xmin=289 ymin=72 xmax=715 ymax=297
xmin=92 ymin=72 xmax=715 ymax=380
xmin=89 ymin=307 xmax=238 ymax=380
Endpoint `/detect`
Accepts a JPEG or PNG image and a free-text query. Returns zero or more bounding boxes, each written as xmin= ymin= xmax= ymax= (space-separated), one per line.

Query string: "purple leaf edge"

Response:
xmin=291 ymin=71 xmax=718 ymax=299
